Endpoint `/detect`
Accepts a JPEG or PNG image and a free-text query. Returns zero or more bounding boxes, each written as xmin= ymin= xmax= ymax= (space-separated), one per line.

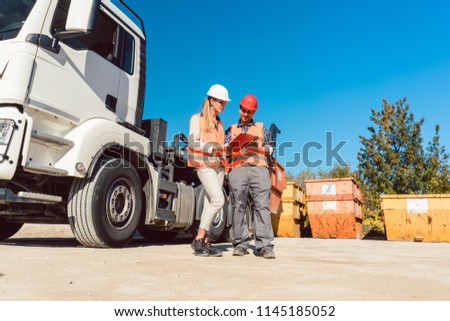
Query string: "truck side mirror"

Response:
xmin=55 ymin=0 xmax=100 ymax=40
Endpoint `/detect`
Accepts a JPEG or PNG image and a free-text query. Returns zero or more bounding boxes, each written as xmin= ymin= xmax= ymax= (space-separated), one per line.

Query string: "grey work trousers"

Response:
xmin=228 ymin=165 xmax=274 ymax=251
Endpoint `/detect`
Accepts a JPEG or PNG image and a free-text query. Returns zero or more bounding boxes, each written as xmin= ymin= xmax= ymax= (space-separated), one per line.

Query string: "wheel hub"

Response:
xmin=107 ymin=180 xmax=134 ymax=226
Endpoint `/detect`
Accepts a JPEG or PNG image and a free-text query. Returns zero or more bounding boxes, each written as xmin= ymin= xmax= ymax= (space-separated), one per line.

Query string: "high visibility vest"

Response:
xmin=228 ymin=122 xmax=268 ymax=168
xmin=187 ymin=114 xmax=225 ymax=168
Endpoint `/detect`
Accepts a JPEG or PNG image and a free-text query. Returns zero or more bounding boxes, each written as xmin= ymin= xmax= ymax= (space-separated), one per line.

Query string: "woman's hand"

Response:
xmin=212 ymin=145 xmax=225 ymax=157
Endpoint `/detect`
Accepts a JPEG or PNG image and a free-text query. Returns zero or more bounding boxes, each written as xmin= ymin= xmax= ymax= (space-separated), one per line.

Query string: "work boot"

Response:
xmin=232 ymin=246 xmax=248 ymax=257
xmin=260 ymin=247 xmax=276 ymax=259
xmin=191 ymin=239 xmax=209 ymax=257
xmin=204 ymin=240 xmax=223 ymax=257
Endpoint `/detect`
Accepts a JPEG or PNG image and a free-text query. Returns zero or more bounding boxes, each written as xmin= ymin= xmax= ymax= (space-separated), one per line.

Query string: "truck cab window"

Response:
xmin=121 ymin=30 xmax=135 ymax=74
xmin=51 ymin=0 xmax=134 ymax=73
xmin=52 ymin=2 xmax=117 ymax=62
xmin=0 ymin=0 xmax=37 ymax=41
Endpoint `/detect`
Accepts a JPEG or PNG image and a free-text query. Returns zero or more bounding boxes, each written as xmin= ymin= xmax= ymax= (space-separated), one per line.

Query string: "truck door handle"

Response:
xmin=105 ymin=95 xmax=117 ymax=112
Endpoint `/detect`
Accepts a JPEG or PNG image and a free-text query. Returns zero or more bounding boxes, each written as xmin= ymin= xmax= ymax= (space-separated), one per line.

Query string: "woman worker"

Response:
xmin=187 ymin=84 xmax=230 ymax=257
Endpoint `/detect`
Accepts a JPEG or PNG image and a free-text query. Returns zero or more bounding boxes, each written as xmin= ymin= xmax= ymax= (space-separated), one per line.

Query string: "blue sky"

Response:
xmin=126 ymin=0 xmax=450 ymax=175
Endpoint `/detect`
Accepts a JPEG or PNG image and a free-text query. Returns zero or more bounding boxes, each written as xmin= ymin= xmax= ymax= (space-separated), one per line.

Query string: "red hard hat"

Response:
xmin=240 ymin=94 xmax=258 ymax=111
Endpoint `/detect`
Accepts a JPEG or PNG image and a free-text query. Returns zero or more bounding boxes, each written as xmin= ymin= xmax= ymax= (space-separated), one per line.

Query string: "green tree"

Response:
xmin=287 ymin=168 xmax=317 ymax=188
xmin=318 ymin=164 xmax=354 ymax=179
xmin=357 ymin=98 xmax=450 ymax=234
xmin=288 ymin=165 xmax=355 ymax=187
xmin=424 ymin=125 xmax=450 ymax=193
xmin=358 ymin=98 xmax=427 ymax=195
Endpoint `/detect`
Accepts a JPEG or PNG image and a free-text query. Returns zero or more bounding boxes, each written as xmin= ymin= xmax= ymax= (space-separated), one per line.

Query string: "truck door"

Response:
xmin=115 ymin=26 xmax=141 ymax=127
xmin=27 ymin=0 xmax=121 ymax=124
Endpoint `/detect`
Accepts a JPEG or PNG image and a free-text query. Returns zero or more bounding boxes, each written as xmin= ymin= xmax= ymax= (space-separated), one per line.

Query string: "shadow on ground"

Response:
xmin=0 ymin=231 xmax=195 ymax=249
xmin=363 ymin=230 xmax=387 ymax=241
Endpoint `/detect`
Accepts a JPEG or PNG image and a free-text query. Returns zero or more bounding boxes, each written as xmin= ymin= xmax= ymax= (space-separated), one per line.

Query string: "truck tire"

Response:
xmin=221 ymin=194 xmax=235 ymax=243
xmin=223 ymin=198 xmax=253 ymax=243
xmin=190 ymin=185 xmax=227 ymax=242
xmin=0 ymin=219 xmax=23 ymax=240
xmin=208 ymin=195 xmax=228 ymax=242
xmin=68 ymin=158 xmax=142 ymax=248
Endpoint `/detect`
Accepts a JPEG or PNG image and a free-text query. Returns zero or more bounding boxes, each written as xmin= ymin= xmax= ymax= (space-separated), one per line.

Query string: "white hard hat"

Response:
xmin=207 ymin=84 xmax=231 ymax=102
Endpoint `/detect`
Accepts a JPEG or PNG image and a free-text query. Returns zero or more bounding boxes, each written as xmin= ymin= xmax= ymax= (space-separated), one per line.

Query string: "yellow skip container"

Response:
xmin=381 ymin=194 xmax=450 ymax=242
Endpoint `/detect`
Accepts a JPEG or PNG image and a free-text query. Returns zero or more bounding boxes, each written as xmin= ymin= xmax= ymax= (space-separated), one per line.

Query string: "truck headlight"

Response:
xmin=0 ymin=120 xmax=15 ymax=145
xmin=0 ymin=120 xmax=15 ymax=159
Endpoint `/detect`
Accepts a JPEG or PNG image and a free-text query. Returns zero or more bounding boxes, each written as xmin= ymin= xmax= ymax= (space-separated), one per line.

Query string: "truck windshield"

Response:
xmin=0 ymin=0 xmax=37 ymax=41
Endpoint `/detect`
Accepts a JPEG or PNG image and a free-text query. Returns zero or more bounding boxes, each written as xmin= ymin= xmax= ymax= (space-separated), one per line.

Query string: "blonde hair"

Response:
xmin=201 ymin=97 xmax=216 ymax=132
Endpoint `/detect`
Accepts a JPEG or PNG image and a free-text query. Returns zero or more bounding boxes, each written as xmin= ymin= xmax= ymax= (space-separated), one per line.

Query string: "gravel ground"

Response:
xmin=1 ymin=224 xmax=450 ymax=301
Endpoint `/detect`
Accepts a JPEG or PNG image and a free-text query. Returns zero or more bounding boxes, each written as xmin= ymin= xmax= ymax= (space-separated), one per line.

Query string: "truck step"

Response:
xmin=24 ymin=162 xmax=68 ymax=176
xmin=17 ymin=191 xmax=62 ymax=203
xmin=0 ymin=189 xmax=62 ymax=204
xmin=31 ymin=130 xmax=74 ymax=147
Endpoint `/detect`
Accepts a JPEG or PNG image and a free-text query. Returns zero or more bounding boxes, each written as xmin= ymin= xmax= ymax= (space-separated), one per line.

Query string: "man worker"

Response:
xmin=225 ymin=94 xmax=275 ymax=259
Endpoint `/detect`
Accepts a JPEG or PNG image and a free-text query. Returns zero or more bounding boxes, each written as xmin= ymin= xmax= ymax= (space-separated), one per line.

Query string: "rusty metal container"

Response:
xmin=381 ymin=194 xmax=450 ymax=242
xmin=279 ymin=201 xmax=306 ymax=220
xmin=269 ymin=190 xmax=282 ymax=215
xmin=305 ymin=178 xmax=363 ymax=239
xmin=271 ymin=214 xmax=301 ymax=238
xmin=271 ymin=181 xmax=307 ymax=237
xmin=271 ymin=201 xmax=305 ymax=238
xmin=282 ymin=181 xmax=306 ymax=204
xmin=306 ymin=178 xmax=362 ymax=203
xmin=269 ymin=160 xmax=286 ymax=214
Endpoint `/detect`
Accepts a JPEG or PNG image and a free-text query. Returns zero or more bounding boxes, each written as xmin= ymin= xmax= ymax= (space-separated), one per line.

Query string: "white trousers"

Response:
xmin=197 ymin=167 xmax=225 ymax=231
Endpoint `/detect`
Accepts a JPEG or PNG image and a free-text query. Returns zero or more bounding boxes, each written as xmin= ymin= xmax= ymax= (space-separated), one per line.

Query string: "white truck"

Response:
xmin=0 ymin=0 xmax=239 ymax=247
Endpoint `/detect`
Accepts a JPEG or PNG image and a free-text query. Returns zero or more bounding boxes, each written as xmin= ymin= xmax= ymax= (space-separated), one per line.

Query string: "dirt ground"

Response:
xmin=1 ymin=224 xmax=450 ymax=301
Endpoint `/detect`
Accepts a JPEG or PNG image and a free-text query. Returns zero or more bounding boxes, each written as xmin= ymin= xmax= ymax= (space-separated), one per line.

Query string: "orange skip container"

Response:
xmin=305 ymin=178 xmax=363 ymax=239
xmin=269 ymin=160 xmax=286 ymax=214
xmin=271 ymin=181 xmax=307 ymax=238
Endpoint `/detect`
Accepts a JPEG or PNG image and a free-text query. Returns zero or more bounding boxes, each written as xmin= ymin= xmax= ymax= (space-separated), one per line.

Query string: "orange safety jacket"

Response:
xmin=227 ymin=122 xmax=269 ymax=169
xmin=187 ymin=113 xmax=225 ymax=168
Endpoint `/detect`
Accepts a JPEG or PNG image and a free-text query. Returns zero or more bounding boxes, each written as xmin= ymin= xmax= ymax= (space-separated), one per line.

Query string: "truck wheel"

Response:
xmin=0 ymin=220 xmax=23 ymax=240
xmin=68 ymin=158 xmax=142 ymax=248
xmin=190 ymin=185 xmax=227 ymax=242
xmin=223 ymin=198 xmax=253 ymax=242
xmin=221 ymin=194 xmax=235 ymax=243
xmin=208 ymin=199 xmax=227 ymax=242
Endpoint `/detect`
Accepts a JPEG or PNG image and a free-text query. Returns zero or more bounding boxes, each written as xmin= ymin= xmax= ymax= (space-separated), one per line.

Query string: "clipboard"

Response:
xmin=226 ymin=133 xmax=258 ymax=152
